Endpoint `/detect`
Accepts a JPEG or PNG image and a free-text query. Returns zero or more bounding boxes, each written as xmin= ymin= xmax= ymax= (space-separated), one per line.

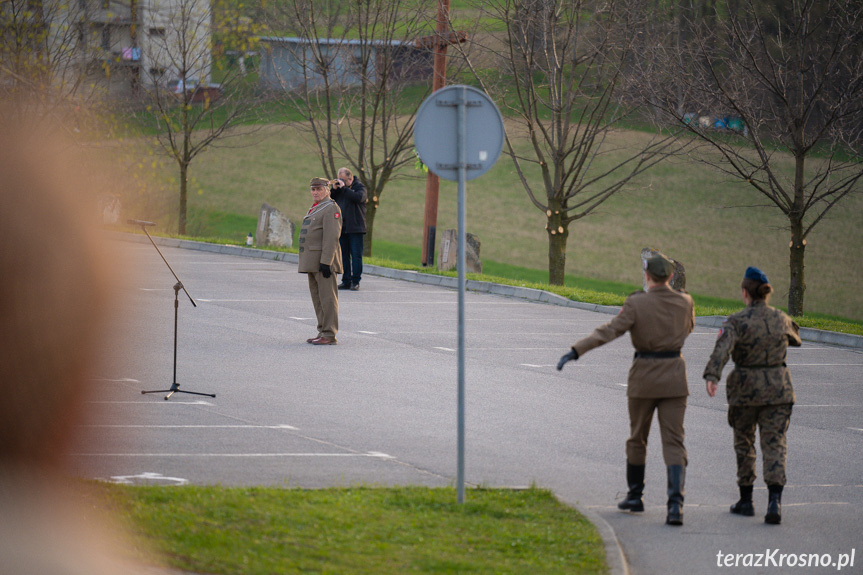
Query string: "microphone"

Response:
xmin=127 ymin=219 xmax=156 ymax=227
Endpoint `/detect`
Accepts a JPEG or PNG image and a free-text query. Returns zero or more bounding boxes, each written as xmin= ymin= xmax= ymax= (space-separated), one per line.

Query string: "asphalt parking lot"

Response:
xmin=72 ymin=236 xmax=863 ymax=574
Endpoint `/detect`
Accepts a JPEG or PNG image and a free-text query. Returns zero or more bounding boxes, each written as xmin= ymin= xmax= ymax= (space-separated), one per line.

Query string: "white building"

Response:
xmin=78 ymin=0 xmax=212 ymax=96
xmin=0 ymin=0 xmax=213 ymax=98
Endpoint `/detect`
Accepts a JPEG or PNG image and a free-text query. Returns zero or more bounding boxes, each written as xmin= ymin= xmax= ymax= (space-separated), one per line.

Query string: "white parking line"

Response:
xmin=82 ymin=424 xmax=299 ymax=430
xmin=87 ymin=400 xmax=214 ymax=405
xmin=789 ymin=364 xmax=863 ymax=366
xmin=434 ymin=347 xmax=456 ymax=352
xmin=795 ymin=404 xmax=862 ymax=407
xmin=75 ymin=452 xmax=396 ymax=458
xmin=794 ymin=382 xmax=863 ymax=385
xmin=107 ymin=472 xmax=189 ymax=485
xmin=469 ymin=347 xmax=568 ymax=350
xmin=197 ymin=298 xmax=301 ymax=306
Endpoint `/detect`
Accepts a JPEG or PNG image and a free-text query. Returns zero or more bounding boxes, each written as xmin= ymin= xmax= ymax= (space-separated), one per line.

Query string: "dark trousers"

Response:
xmin=339 ymin=233 xmax=364 ymax=286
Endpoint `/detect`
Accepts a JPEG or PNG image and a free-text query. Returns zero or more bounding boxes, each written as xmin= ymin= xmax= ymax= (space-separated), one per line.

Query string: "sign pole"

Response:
xmin=412 ymin=84 xmax=503 ymax=505
xmin=456 ymin=86 xmax=467 ymax=504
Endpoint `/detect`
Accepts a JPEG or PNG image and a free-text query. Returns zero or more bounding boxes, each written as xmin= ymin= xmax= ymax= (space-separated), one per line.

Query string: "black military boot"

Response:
xmin=730 ymin=484 xmax=754 ymax=516
xmin=765 ymin=484 xmax=783 ymax=524
xmin=617 ymin=462 xmax=645 ymax=512
xmin=665 ymin=465 xmax=685 ymax=526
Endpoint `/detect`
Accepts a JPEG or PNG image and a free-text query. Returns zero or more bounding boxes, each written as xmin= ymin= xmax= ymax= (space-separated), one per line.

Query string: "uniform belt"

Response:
xmin=738 ymin=363 xmax=787 ymax=369
xmin=633 ymin=350 xmax=681 ymax=359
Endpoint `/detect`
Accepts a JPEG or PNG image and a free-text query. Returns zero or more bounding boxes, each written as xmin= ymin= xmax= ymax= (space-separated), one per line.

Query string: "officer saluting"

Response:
xmin=558 ymin=253 xmax=695 ymax=526
xmin=298 ymin=177 xmax=343 ymax=345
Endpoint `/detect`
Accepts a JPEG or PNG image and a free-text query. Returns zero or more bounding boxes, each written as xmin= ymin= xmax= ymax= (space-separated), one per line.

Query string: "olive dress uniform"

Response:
xmin=703 ymin=293 xmax=800 ymax=522
xmin=563 ymin=255 xmax=695 ymax=525
xmin=298 ymin=196 xmax=343 ymax=341
xmin=572 ymin=284 xmax=695 ymax=466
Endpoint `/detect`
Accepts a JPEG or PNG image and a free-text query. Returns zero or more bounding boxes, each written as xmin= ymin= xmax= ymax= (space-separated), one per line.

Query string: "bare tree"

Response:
xmin=456 ymin=0 xmax=685 ymax=284
xmin=264 ymin=0 xmax=434 ymax=256
xmin=640 ymin=0 xmax=863 ymax=315
xmin=133 ymin=0 xmax=262 ymax=235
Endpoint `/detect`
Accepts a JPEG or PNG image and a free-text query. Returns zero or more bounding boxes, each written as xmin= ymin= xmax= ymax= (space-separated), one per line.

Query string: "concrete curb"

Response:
xmin=113 ymin=231 xmax=863 ymax=348
xmin=564 ymin=502 xmax=631 ymax=575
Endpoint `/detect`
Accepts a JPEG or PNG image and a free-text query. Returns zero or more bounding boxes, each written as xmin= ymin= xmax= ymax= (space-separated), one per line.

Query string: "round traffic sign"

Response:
xmin=414 ymin=85 xmax=504 ymax=181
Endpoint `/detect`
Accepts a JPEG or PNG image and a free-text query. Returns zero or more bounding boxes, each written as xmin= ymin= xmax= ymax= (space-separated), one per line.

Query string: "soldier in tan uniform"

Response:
xmin=703 ymin=266 xmax=801 ymax=524
xmin=298 ymin=177 xmax=343 ymax=345
xmin=558 ymin=253 xmax=695 ymax=525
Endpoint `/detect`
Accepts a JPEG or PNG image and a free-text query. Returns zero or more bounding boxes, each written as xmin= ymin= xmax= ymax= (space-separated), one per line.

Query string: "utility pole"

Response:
xmin=416 ymin=0 xmax=465 ymax=267
xmin=130 ymin=0 xmax=139 ymax=95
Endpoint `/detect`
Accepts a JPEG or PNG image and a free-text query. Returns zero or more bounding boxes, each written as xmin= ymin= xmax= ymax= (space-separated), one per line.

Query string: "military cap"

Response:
xmin=744 ymin=266 xmax=769 ymax=284
xmin=644 ymin=253 xmax=674 ymax=278
xmin=309 ymin=177 xmax=330 ymax=188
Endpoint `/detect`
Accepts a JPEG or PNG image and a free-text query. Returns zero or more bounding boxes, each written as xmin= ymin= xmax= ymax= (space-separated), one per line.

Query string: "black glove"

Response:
xmin=320 ymin=263 xmax=331 ymax=278
xmin=556 ymin=348 xmax=579 ymax=371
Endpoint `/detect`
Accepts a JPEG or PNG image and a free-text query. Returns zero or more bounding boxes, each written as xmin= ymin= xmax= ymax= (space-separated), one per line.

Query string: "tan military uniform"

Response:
xmin=573 ymin=284 xmax=695 ymax=465
xmin=298 ymin=199 xmax=343 ymax=339
xmin=703 ymin=301 xmax=801 ymax=486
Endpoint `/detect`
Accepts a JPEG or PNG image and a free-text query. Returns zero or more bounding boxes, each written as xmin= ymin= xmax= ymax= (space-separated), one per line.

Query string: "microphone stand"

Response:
xmin=130 ymin=220 xmax=216 ymax=400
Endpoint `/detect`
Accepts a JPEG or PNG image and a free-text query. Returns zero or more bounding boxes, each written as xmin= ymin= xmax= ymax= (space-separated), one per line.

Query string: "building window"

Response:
xmin=101 ymin=27 xmax=110 ymax=51
xmin=148 ymin=27 xmax=166 ymax=38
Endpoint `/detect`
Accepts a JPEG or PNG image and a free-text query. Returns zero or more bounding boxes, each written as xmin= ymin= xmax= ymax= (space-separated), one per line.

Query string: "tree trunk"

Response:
xmin=787 ymin=148 xmax=806 ymax=316
xmin=547 ymin=212 xmax=569 ymax=285
xmin=364 ymin=201 xmax=377 ymax=257
xmin=179 ymin=161 xmax=188 ymax=235
xmin=788 ymin=217 xmax=805 ymax=316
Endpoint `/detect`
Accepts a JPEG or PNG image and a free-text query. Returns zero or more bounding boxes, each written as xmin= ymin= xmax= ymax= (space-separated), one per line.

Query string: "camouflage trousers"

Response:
xmin=728 ymin=404 xmax=792 ymax=486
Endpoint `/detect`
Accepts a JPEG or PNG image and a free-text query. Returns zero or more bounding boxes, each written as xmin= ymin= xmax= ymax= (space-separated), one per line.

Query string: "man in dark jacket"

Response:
xmin=331 ymin=167 xmax=367 ymax=291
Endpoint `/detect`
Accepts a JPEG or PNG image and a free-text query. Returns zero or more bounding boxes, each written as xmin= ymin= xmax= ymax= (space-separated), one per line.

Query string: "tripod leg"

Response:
xmin=139 ymin=275 xmax=215 ymax=400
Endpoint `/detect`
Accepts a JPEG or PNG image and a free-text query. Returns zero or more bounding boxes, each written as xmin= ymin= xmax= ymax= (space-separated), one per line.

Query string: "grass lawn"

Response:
xmin=105 ymin=121 xmax=863 ymax=322
xmin=99 ymin=484 xmax=607 ymax=575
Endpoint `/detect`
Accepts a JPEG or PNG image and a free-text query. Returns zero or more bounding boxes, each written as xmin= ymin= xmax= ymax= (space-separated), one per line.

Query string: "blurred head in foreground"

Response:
xmin=0 ymin=108 xmax=149 ymax=574
xmin=0 ymin=113 xmax=109 ymax=472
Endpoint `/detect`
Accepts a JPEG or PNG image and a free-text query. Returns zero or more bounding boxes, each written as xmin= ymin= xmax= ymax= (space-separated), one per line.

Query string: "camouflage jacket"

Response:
xmin=703 ymin=301 xmax=801 ymax=406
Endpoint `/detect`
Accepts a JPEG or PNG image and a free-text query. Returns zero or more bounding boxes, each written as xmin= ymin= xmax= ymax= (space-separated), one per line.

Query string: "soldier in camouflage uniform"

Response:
xmin=703 ymin=266 xmax=801 ymax=525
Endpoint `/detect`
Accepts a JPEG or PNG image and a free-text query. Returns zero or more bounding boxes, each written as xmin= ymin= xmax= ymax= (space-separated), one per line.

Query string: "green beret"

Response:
xmin=644 ymin=253 xmax=674 ymax=278
xmin=309 ymin=177 xmax=330 ymax=188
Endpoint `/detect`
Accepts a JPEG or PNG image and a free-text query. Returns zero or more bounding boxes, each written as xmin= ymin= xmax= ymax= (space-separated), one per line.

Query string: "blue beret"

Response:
xmin=744 ymin=266 xmax=769 ymax=284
